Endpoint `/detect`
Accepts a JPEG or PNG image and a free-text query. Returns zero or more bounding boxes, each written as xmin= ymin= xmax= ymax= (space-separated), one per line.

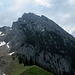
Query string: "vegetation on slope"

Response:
xmin=6 ymin=58 xmax=54 ymax=75
xmin=21 ymin=65 xmax=54 ymax=75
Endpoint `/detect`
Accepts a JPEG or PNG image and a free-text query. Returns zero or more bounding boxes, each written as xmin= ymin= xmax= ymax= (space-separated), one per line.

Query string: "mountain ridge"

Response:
xmin=0 ymin=13 xmax=75 ymax=75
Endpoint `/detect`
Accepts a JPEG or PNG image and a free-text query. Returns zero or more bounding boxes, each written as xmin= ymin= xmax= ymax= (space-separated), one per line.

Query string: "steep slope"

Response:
xmin=0 ymin=26 xmax=12 ymax=56
xmin=6 ymin=58 xmax=53 ymax=75
xmin=0 ymin=13 xmax=75 ymax=75
xmin=0 ymin=26 xmax=13 ymax=75
xmin=9 ymin=13 xmax=75 ymax=75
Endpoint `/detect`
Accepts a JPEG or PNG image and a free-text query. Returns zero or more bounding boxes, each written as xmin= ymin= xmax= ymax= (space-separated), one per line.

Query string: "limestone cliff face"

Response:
xmin=0 ymin=13 xmax=75 ymax=75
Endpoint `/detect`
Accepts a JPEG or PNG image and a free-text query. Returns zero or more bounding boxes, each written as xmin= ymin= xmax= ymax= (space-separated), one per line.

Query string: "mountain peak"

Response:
xmin=0 ymin=13 xmax=75 ymax=75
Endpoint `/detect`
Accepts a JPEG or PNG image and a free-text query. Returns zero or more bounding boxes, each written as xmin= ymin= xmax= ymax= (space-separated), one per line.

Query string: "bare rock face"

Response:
xmin=0 ymin=26 xmax=13 ymax=75
xmin=0 ymin=26 xmax=14 ymax=42
xmin=0 ymin=13 xmax=75 ymax=75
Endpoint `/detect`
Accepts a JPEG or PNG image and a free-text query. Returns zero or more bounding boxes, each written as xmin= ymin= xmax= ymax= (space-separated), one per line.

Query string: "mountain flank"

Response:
xmin=0 ymin=13 xmax=75 ymax=75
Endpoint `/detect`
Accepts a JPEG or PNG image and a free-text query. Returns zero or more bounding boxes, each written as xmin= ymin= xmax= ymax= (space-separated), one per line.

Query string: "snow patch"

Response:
xmin=42 ymin=29 xmax=45 ymax=32
xmin=8 ymin=52 xmax=15 ymax=56
xmin=1 ymin=33 xmax=5 ymax=36
xmin=7 ymin=42 xmax=10 ymax=48
xmin=0 ymin=41 xmax=6 ymax=46
xmin=0 ymin=31 xmax=2 ymax=35
xmin=3 ymin=74 xmax=6 ymax=75
xmin=0 ymin=31 xmax=5 ymax=36
xmin=10 ymin=28 xmax=12 ymax=30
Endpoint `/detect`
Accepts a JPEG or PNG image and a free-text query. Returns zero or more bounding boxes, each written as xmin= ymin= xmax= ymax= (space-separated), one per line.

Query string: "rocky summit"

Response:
xmin=0 ymin=13 xmax=75 ymax=75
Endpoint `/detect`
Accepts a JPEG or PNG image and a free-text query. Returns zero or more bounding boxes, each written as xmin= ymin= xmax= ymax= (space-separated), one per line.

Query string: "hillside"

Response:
xmin=21 ymin=65 xmax=53 ymax=75
xmin=6 ymin=58 xmax=53 ymax=75
xmin=0 ymin=13 xmax=75 ymax=75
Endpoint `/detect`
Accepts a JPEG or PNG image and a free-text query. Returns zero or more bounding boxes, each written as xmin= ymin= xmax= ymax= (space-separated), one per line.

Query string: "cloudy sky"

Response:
xmin=0 ymin=0 xmax=75 ymax=36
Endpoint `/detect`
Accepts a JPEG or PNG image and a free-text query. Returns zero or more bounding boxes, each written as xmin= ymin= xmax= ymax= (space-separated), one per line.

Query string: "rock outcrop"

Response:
xmin=0 ymin=26 xmax=13 ymax=75
xmin=0 ymin=13 xmax=75 ymax=75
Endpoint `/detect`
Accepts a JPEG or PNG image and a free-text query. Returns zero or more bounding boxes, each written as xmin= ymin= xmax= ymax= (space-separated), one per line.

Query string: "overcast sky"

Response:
xmin=0 ymin=0 xmax=75 ymax=36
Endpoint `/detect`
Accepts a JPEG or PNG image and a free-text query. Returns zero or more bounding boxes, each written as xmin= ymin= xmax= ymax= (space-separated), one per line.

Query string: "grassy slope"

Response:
xmin=21 ymin=65 xmax=54 ymax=75
xmin=6 ymin=58 xmax=29 ymax=75
xmin=6 ymin=58 xmax=54 ymax=75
